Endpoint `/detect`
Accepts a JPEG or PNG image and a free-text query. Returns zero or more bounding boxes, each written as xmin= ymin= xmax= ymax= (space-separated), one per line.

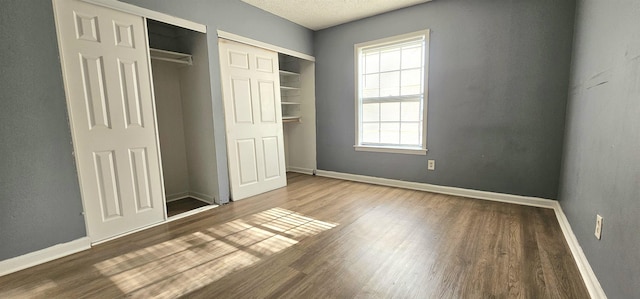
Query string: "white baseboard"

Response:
xmin=552 ymin=202 xmax=607 ymax=299
xmin=287 ymin=166 xmax=316 ymax=175
xmin=315 ymin=169 xmax=606 ymax=299
xmin=0 ymin=237 xmax=91 ymax=277
xmin=189 ymin=191 xmax=214 ymax=204
xmin=0 ymin=191 xmax=218 ymax=277
xmin=315 ymin=170 xmax=556 ymax=209
xmin=166 ymin=191 xmax=214 ymax=204
xmin=166 ymin=192 xmax=190 ymax=203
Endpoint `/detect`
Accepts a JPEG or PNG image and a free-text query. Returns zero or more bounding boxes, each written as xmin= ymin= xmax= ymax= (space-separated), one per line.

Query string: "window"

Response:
xmin=354 ymin=30 xmax=430 ymax=155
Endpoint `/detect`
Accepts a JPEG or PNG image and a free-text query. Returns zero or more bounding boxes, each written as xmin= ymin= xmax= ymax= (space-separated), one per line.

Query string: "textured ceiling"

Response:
xmin=241 ymin=0 xmax=432 ymax=31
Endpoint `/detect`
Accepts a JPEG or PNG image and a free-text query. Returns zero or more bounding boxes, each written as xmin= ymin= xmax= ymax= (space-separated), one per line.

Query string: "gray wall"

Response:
xmin=122 ymin=0 xmax=314 ymax=202
xmin=0 ymin=0 xmax=312 ymax=261
xmin=559 ymin=0 xmax=640 ymax=298
xmin=0 ymin=0 xmax=86 ymax=260
xmin=314 ymin=0 xmax=576 ymax=199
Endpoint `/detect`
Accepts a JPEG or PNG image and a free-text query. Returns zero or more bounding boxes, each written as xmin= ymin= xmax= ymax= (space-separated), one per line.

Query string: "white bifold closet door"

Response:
xmin=218 ymin=39 xmax=287 ymax=200
xmin=54 ymin=0 xmax=165 ymax=241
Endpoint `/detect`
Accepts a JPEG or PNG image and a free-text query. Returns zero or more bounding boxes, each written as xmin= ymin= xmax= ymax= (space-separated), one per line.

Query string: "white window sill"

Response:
xmin=354 ymin=145 xmax=427 ymax=155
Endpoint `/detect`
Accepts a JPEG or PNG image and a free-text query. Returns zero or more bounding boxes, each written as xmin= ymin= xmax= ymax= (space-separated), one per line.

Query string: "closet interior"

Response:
xmin=278 ymin=53 xmax=318 ymax=174
xmin=147 ymin=20 xmax=218 ymax=217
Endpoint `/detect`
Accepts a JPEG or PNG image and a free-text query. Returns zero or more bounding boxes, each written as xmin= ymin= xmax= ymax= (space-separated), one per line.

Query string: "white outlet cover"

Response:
xmin=595 ymin=214 xmax=603 ymax=240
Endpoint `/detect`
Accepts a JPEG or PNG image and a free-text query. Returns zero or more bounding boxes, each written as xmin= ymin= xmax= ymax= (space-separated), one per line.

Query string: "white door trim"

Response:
xmin=217 ymin=30 xmax=315 ymax=62
xmin=82 ymin=0 xmax=206 ymax=33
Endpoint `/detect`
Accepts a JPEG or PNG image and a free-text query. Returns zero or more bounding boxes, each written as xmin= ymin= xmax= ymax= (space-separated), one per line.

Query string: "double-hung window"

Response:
xmin=354 ymin=30 xmax=430 ymax=155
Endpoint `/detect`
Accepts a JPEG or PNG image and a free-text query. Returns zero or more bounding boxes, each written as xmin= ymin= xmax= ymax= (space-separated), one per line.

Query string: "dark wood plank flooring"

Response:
xmin=0 ymin=173 xmax=589 ymax=298
xmin=167 ymin=197 xmax=210 ymax=217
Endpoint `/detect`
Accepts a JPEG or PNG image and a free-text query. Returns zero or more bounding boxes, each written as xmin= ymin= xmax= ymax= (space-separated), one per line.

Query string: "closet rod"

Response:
xmin=149 ymin=48 xmax=193 ymax=66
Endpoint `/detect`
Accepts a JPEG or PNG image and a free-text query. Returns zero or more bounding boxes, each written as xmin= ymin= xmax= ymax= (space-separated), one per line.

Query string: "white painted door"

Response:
xmin=218 ymin=39 xmax=287 ymax=200
xmin=53 ymin=0 xmax=165 ymax=241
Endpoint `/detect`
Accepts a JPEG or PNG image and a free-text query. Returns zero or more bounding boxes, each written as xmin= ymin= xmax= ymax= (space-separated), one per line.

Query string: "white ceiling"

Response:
xmin=241 ymin=0 xmax=432 ymax=31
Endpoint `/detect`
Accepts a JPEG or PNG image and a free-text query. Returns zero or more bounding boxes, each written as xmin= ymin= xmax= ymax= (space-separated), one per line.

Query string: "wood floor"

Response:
xmin=167 ymin=197 xmax=210 ymax=218
xmin=0 ymin=173 xmax=589 ymax=298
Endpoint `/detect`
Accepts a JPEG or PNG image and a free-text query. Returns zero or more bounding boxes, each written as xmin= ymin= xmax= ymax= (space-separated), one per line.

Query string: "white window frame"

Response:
xmin=353 ymin=29 xmax=430 ymax=155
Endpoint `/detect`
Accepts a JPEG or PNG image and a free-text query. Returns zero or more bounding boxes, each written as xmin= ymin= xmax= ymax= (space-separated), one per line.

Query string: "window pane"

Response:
xmin=401 ymin=69 xmax=422 ymax=96
xmin=380 ymin=102 xmax=400 ymax=121
xmin=400 ymin=123 xmax=420 ymax=145
xmin=401 ymin=46 xmax=422 ymax=69
xmin=380 ymin=122 xmax=400 ymax=144
xmin=362 ymin=123 xmax=379 ymax=143
xmin=380 ymin=71 xmax=400 ymax=97
xmin=401 ymin=101 xmax=421 ymax=122
xmin=380 ymin=49 xmax=400 ymax=72
xmin=364 ymin=53 xmax=379 ymax=74
xmin=363 ymin=74 xmax=379 ymax=98
xmin=362 ymin=103 xmax=379 ymax=122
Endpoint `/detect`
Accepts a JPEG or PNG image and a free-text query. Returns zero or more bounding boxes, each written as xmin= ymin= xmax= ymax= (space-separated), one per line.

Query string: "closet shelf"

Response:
xmin=282 ymin=116 xmax=301 ymax=123
xmin=279 ymin=70 xmax=300 ymax=76
xmin=280 ymin=86 xmax=299 ymax=91
xmin=150 ymin=48 xmax=193 ymax=65
xmin=281 ymin=101 xmax=300 ymax=105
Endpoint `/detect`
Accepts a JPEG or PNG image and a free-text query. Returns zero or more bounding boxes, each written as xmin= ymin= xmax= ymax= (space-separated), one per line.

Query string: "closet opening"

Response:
xmin=147 ymin=19 xmax=218 ymax=218
xmin=278 ymin=53 xmax=317 ymax=176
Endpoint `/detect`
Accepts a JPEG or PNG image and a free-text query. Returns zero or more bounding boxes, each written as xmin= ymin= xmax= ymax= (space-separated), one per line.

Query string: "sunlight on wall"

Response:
xmin=93 ymin=207 xmax=338 ymax=297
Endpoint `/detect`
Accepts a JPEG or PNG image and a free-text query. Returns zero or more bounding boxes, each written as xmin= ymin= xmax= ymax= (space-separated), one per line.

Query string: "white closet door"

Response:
xmin=54 ymin=0 xmax=165 ymax=241
xmin=218 ymin=39 xmax=287 ymax=200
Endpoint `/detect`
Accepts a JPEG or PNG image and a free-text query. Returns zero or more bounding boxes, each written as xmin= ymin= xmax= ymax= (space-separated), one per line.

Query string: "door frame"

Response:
xmin=217 ymin=30 xmax=315 ymax=62
xmin=84 ymin=0 xmax=206 ymax=33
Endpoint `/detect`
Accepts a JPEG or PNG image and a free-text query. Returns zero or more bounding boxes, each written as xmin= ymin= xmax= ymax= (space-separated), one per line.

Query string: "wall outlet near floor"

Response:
xmin=594 ymin=214 xmax=603 ymax=240
xmin=427 ymin=160 xmax=435 ymax=170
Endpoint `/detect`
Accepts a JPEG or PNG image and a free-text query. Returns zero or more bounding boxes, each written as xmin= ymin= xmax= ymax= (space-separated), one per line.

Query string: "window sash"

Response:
xmin=355 ymin=29 xmax=429 ymax=153
xmin=358 ymin=45 xmax=424 ymax=147
xmin=361 ymin=95 xmax=422 ymax=103
xmin=360 ymin=38 xmax=424 ymax=55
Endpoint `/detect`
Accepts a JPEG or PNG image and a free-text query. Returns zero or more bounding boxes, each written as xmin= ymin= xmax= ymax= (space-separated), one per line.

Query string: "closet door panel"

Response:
xmin=219 ymin=39 xmax=286 ymax=200
xmin=262 ymin=136 xmax=282 ymax=180
xmin=113 ymin=22 xmax=135 ymax=48
xmin=231 ymin=77 xmax=254 ymax=123
xmin=258 ymin=80 xmax=276 ymax=123
xmin=128 ymin=147 xmax=154 ymax=212
xmin=54 ymin=0 xmax=165 ymax=242
xmin=93 ymin=150 xmax=123 ymax=220
xmin=118 ymin=59 xmax=144 ymax=128
xmin=236 ymin=139 xmax=259 ymax=186
xmin=255 ymin=55 xmax=274 ymax=73
xmin=80 ymin=55 xmax=111 ymax=129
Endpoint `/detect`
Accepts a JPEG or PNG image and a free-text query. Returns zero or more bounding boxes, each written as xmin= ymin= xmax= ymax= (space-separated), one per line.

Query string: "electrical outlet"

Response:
xmin=594 ymin=214 xmax=603 ymax=240
xmin=427 ymin=160 xmax=435 ymax=170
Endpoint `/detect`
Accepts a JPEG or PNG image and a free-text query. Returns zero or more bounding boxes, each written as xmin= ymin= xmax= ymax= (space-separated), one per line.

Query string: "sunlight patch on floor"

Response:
xmin=0 ymin=279 xmax=58 ymax=297
xmin=94 ymin=232 xmax=216 ymax=276
xmin=93 ymin=207 xmax=338 ymax=297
